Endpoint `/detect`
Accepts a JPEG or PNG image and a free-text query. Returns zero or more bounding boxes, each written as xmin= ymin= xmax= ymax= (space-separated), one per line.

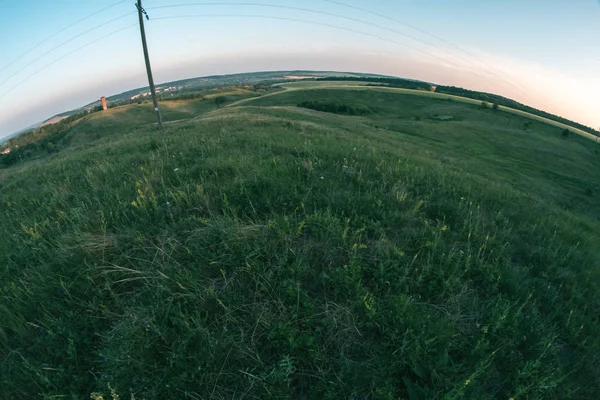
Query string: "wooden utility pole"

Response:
xmin=136 ymin=0 xmax=163 ymax=128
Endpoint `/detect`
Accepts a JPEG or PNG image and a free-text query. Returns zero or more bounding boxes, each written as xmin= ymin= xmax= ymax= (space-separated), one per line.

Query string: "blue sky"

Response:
xmin=1 ymin=0 xmax=599 ymax=138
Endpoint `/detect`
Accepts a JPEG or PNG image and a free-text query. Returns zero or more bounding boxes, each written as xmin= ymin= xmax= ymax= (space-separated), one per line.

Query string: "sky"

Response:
xmin=1 ymin=0 xmax=599 ymax=139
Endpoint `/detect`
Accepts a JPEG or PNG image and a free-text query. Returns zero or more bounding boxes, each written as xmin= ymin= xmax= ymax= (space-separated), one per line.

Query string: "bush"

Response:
xmin=298 ymin=100 xmax=372 ymax=116
xmin=215 ymin=96 xmax=227 ymax=108
xmin=492 ymin=102 xmax=499 ymax=110
xmin=46 ymin=142 xmax=56 ymax=153
xmin=0 ymin=151 xmax=19 ymax=166
xmin=562 ymin=129 xmax=570 ymax=138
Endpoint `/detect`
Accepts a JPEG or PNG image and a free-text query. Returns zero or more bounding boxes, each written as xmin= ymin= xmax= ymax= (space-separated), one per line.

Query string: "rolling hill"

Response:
xmin=7 ymin=71 xmax=598 ymax=145
xmin=1 ymin=81 xmax=599 ymax=399
xmin=51 ymin=71 xmax=396 ymax=119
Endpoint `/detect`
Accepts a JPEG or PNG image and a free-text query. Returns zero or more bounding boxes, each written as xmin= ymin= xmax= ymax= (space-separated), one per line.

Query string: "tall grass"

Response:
xmin=1 ymin=89 xmax=599 ymax=399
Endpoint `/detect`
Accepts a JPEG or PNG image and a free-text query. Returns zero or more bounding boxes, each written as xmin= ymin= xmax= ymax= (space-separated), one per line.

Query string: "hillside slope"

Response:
xmin=1 ymin=86 xmax=599 ymax=399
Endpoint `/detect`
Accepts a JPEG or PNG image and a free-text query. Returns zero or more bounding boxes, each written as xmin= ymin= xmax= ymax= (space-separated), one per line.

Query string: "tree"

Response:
xmin=481 ymin=101 xmax=488 ymax=109
xmin=492 ymin=102 xmax=499 ymax=110
xmin=562 ymin=129 xmax=570 ymax=138
xmin=215 ymin=96 xmax=227 ymax=108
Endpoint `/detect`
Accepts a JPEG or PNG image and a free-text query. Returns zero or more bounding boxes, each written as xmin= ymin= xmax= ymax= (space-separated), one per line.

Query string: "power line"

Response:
xmin=2 ymin=2 xmax=541 ymax=110
xmin=0 ymin=24 xmax=137 ymax=100
xmin=146 ymin=2 xmax=537 ymax=104
xmin=0 ymin=0 xmax=128 ymax=75
xmin=3 ymin=12 xmax=481 ymax=106
xmin=151 ymin=13 xmax=466 ymax=63
xmin=0 ymin=11 xmax=135 ymax=89
xmin=147 ymin=3 xmax=495 ymax=76
xmin=148 ymin=2 xmax=496 ymax=79
xmin=151 ymin=2 xmax=487 ymax=77
xmin=322 ymin=0 xmax=551 ymax=112
xmin=0 ymin=3 xmax=557 ymax=122
xmin=325 ymin=0 xmax=484 ymax=62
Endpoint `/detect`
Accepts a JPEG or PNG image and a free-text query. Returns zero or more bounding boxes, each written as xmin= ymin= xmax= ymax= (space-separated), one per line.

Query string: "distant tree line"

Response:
xmin=0 ymin=129 xmax=71 ymax=166
xmin=298 ymin=99 xmax=373 ymax=116
xmin=7 ymin=109 xmax=92 ymax=147
xmin=316 ymin=77 xmax=599 ymax=137
xmin=434 ymin=85 xmax=598 ymax=136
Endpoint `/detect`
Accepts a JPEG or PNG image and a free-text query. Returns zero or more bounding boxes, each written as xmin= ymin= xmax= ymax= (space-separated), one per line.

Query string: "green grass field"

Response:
xmin=272 ymin=81 xmax=600 ymax=143
xmin=1 ymin=84 xmax=600 ymax=399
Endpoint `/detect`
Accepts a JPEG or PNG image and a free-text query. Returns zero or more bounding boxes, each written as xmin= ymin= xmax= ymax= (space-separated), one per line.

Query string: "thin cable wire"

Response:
xmin=0 ymin=24 xmax=138 ymax=101
xmin=0 ymin=4 xmax=555 ymax=120
xmin=146 ymin=2 xmax=536 ymax=104
xmin=147 ymin=3 xmax=494 ymax=76
xmin=2 ymin=2 xmax=537 ymax=109
xmin=147 ymin=5 xmax=515 ymax=91
xmin=151 ymin=13 xmax=526 ymax=102
xmin=0 ymin=0 xmax=128 ymax=75
xmin=150 ymin=13 xmax=468 ymax=66
xmin=151 ymin=2 xmax=484 ymax=74
xmin=323 ymin=0 xmax=549 ymax=109
xmin=0 ymin=11 xmax=135 ymax=89
xmin=325 ymin=0 xmax=484 ymax=62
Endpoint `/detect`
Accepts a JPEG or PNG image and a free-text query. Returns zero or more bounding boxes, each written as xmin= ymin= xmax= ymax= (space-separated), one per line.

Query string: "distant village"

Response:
xmin=130 ymin=85 xmax=184 ymax=100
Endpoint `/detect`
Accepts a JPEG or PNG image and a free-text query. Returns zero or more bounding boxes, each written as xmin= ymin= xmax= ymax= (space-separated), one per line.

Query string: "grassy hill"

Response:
xmin=47 ymin=71 xmax=393 ymax=119
xmin=7 ymin=71 xmax=596 ymax=144
xmin=1 ymin=83 xmax=599 ymax=399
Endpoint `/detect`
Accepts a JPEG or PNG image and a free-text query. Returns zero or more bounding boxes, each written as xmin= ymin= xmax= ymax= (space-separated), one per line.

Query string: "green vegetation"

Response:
xmin=1 ymin=84 xmax=600 ymax=399
xmin=433 ymin=85 xmax=599 ymax=137
xmin=298 ymin=99 xmax=373 ymax=116
xmin=314 ymin=76 xmax=599 ymax=138
xmin=214 ymin=96 xmax=228 ymax=108
xmin=1 ymin=88 xmax=258 ymax=167
xmin=99 ymin=71 xmax=383 ymax=107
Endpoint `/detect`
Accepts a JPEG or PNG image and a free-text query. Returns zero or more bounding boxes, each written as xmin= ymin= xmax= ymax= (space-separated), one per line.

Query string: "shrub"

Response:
xmin=46 ymin=142 xmax=57 ymax=154
xmin=215 ymin=96 xmax=227 ymax=108
xmin=297 ymin=100 xmax=372 ymax=116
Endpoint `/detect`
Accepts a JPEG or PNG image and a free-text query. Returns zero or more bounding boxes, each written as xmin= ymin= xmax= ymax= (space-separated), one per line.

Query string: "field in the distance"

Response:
xmin=271 ymin=81 xmax=600 ymax=143
xmin=1 ymin=83 xmax=599 ymax=399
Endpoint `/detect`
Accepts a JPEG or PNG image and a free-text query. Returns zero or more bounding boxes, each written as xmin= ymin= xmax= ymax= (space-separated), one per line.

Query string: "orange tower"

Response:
xmin=101 ymin=96 xmax=107 ymax=110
